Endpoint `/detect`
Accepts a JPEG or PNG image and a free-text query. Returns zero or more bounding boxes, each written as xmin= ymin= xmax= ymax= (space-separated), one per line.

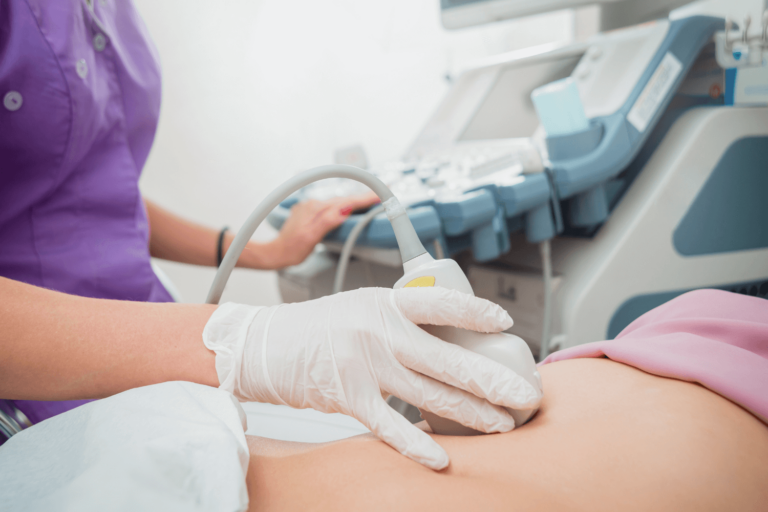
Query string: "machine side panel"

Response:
xmin=556 ymin=107 xmax=768 ymax=347
xmin=673 ymin=137 xmax=768 ymax=256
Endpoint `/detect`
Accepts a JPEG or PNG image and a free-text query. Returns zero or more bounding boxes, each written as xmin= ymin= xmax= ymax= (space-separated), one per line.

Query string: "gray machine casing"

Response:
xmin=488 ymin=106 xmax=768 ymax=350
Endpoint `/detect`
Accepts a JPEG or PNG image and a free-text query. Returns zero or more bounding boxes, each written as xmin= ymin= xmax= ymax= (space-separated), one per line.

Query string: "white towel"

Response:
xmin=0 ymin=382 xmax=250 ymax=512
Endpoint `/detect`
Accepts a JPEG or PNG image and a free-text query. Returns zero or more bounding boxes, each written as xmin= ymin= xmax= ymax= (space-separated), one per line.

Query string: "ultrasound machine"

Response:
xmin=268 ymin=0 xmax=768 ymax=359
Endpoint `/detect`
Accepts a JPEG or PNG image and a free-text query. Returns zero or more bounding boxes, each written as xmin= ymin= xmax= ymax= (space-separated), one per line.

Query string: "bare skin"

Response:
xmin=0 ymin=277 xmax=218 ymax=400
xmin=145 ymin=192 xmax=379 ymax=270
xmin=244 ymin=359 xmax=768 ymax=512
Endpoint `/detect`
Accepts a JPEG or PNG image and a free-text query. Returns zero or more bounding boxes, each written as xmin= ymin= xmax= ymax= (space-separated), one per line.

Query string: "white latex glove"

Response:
xmin=203 ymin=287 xmax=541 ymax=470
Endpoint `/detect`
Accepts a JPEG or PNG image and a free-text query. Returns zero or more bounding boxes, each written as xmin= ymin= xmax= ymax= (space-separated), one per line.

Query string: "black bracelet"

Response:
xmin=216 ymin=227 xmax=229 ymax=267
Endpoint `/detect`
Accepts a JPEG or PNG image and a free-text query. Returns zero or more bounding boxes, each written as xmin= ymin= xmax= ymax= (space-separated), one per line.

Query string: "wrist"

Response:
xmin=239 ymin=239 xmax=289 ymax=270
xmin=222 ymin=231 xmax=282 ymax=270
xmin=262 ymin=237 xmax=291 ymax=269
xmin=202 ymin=303 xmax=280 ymax=405
xmin=216 ymin=227 xmax=230 ymax=267
xmin=202 ymin=303 xmax=264 ymax=399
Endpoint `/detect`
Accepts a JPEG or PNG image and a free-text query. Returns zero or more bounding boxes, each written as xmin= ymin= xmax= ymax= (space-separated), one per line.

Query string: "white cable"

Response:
xmin=334 ymin=208 xmax=445 ymax=294
xmin=432 ymin=239 xmax=445 ymax=260
xmin=538 ymin=240 xmax=553 ymax=361
xmin=207 ymin=165 xmax=426 ymax=304
xmin=333 ymin=204 xmax=386 ymax=294
xmin=382 ymin=197 xmax=426 ymax=262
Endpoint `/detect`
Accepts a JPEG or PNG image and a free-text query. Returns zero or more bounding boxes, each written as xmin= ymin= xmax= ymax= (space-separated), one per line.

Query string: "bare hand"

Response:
xmin=269 ymin=192 xmax=380 ymax=268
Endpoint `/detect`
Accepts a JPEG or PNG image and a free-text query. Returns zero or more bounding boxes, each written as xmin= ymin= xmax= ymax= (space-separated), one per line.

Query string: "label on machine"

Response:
xmin=627 ymin=52 xmax=683 ymax=133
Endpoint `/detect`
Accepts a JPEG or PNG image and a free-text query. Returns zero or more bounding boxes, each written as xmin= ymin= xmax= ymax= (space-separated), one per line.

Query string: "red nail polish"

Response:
xmin=340 ymin=206 xmax=353 ymax=216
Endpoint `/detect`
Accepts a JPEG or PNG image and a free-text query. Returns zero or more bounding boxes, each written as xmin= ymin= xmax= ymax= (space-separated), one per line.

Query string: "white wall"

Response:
xmin=135 ymin=0 xmax=764 ymax=306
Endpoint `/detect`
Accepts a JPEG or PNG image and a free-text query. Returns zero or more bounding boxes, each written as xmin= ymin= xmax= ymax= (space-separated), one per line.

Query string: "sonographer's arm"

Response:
xmin=1 ymin=276 xmax=542 ymax=470
xmin=0 ymin=276 xmax=219 ymax=401
xmin=144 ymin=193 xmax=379 ymax=270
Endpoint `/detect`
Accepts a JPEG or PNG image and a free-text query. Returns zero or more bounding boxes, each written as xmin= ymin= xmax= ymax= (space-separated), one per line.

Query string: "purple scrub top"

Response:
xmin=0 ymin=0 xmax=173 ymax=425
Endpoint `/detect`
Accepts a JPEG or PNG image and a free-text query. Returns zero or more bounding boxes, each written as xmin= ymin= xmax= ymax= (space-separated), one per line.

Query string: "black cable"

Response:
xmin=216 ymin=227 xmax=229 ymax=268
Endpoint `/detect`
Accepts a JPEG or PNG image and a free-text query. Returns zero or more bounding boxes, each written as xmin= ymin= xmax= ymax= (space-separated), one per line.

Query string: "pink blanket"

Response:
xmin=541 ymin=289 xmax=768 ymax=424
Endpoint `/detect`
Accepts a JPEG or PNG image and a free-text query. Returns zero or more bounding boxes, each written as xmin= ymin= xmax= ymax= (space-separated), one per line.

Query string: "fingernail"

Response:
xmin=340 ymin=206 xmax=353 ymax=216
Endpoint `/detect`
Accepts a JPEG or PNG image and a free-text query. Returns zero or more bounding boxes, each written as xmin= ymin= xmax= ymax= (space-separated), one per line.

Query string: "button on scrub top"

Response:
xmin=0 ymin=0 xmax=173 ymax=423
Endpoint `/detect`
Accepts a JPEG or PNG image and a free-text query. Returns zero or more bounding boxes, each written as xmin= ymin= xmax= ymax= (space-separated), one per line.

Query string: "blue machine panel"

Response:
xmin=267 ymin=173 xmax=554 ymax=261
xmin=674 ymin=137 xmax=768 ymax=256
xmin=434 ymin=190 xmax=496 ymax=236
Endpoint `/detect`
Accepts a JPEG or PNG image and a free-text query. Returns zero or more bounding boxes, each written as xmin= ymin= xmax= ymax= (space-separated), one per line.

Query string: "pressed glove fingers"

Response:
xmin=395 ymin=323 xmax=541 ymax=411
xmin=392 ymin=287 xmax=513 ymax=333
xmin=361 ymin=395 xmax=450 ymax=470
xmin=381 ymin=366 xmax=515 ymax=433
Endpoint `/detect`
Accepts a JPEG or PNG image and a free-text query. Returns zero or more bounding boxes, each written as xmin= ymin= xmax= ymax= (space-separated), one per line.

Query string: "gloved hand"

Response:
xmin=203 ymin=287 xmax=541 ymax=470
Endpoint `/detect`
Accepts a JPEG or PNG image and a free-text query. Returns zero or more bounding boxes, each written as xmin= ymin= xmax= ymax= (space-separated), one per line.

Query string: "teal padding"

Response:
xmin=445 ymin=232 xmax=472 ymax=255
xmin=546 ymin=120 xmax=604 ymax=161
xmin=434 ymin=189 xmax=497 ymax=235
xmin=492 ymin=174 xmax=551 ymax=217
xmin=491 ymin=208 xmax=511 ymax=254
xmin=471 ymin=221 xmax=501 ymax=261
xmin=506 ymin=215 xmax=525 ymax=234
xmin=567 ymin=183 xmax=609 ymax=227
xmin=674 ymin=137 xmax=768 ymax=256
xmin=525 ymin=203 xmax=556 ymax=243
xmin=468 ymin=176 xmax=553 ymax=248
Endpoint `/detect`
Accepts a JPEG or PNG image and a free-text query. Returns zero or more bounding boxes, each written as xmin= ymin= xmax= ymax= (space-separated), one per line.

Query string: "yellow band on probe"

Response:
xmin=403 ymin=276 xmax=436 ymax=288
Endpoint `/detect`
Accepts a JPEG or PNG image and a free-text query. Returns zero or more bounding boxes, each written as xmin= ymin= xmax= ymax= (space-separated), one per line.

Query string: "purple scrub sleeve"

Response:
xmin=541 ymin=290 xmax=768 ymax=425
xmin=1 ymin=0 xmax=172 ymax=423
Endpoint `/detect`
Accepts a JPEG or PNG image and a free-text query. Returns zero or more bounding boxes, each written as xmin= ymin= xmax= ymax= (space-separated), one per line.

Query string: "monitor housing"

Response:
xmin=440 ymin=0 xmax=693 ymax=31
